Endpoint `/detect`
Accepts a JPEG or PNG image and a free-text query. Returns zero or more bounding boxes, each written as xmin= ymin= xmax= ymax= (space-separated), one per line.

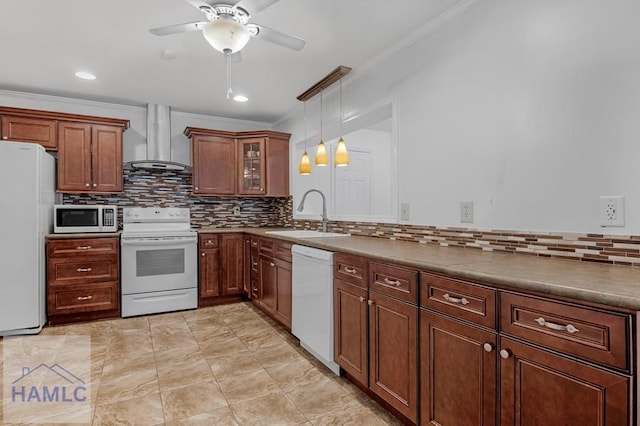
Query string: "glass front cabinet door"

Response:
xmin=238 ymin=138 xmax=266 ymax=195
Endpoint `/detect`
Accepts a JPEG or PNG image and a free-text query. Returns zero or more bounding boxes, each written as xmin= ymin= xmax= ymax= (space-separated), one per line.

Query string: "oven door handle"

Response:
xmin=121 ymin=237 xmax=197 ymax=246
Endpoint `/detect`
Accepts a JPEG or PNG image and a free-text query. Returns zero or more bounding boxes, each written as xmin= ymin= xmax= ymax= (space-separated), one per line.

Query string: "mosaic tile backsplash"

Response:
xmin=62 ymin=169 xmax=292 ymax=229
xmin=62 ymin=169 xmax=639 ymax=267
xmin=294 ymin=220 xmax=640 ymax=267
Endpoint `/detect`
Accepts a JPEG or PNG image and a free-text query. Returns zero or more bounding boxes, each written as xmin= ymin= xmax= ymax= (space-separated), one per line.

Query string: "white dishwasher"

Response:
xmin=291 ymin=244 xmax=340 ymax=374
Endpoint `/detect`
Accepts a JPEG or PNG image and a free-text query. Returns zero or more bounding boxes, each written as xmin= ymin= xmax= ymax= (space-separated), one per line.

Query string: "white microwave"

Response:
xmin=53 ymin=205 xmax=118 ymax=233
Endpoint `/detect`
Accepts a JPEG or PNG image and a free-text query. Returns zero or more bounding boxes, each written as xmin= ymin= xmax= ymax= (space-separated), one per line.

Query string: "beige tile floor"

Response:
xmin=0 ymin=302 xmax=403 ymax=425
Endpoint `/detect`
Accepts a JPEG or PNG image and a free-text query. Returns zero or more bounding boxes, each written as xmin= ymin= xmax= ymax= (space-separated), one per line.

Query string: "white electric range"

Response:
xmin=120 ymin=207 xmax=198 ymax=317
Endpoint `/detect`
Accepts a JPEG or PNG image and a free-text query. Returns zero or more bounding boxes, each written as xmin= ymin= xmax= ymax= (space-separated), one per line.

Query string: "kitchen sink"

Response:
xmin=265 ymin=230 xmax=350 ymax=238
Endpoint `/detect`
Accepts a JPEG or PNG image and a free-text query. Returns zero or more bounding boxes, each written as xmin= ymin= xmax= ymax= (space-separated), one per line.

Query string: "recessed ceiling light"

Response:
xmin=233 ymin=95 xmax=248 ymax=102
xmin=74 ymin=71 xmax=96 ymax=80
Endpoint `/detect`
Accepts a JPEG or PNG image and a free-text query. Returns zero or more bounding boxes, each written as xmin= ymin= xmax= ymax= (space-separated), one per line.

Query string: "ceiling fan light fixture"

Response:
xmin=202 ymin=18 xmax=251 ymax=53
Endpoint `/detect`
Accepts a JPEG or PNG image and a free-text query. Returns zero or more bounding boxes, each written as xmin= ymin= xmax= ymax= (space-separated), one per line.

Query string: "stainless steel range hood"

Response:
xmin=125 ymin=104 xmax=191 ymax=172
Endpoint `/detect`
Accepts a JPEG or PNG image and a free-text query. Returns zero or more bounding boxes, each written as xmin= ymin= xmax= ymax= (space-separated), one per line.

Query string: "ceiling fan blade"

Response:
xmin=149 ymin=21 xmax=207 ymax=36
xmin=184 ymin=0 xmax=215 ymax=13
xmin=234 ymin=0 xmax=279 ymax=15
xmin=247 ymin=23 xmax=305 ymax=51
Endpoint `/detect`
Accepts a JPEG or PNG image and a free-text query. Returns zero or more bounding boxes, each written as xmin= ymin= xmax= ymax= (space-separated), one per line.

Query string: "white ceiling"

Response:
xmin=0 ymin=0 xmax=463 ymax=123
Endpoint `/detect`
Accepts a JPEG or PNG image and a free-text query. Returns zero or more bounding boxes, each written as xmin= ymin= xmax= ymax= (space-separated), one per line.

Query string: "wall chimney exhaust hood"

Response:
xmin=125 ymin=104 xmax=191 ymax=172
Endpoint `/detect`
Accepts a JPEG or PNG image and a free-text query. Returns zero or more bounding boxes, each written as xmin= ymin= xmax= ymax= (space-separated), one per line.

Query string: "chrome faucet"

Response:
xmin=297 ymin=189 xmax=328 ymax=232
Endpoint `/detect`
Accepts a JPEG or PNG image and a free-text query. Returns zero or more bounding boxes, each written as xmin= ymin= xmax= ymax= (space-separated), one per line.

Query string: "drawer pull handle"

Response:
xmin=383 ymin=277 xmax=402 ymax=287
xmin=443 ymin=293 xmax=470 ymax=305
xmin=77 ymin=295 xmax=93 ymax=301
xmin=534 ymin=317 xmax=579 ymax=334
xmin=76 ymin=268 xmax=93 ymax=272
xmin=76 ymin=246 xmax=92 ymax=250
xmin=344 ymin=266 xmax=357 ymax=274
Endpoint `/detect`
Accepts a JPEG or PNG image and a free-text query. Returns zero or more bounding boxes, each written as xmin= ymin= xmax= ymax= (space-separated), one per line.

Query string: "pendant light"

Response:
xmin=299 ymin=101 xmax=312 ymax=175
xmin=335 ymin=77 xmax=350 ymax=166
xmin=315 ymin=89 xmax=328 ymax=166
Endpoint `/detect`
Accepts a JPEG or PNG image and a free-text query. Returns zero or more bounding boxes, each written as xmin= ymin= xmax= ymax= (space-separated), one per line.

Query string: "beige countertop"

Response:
xmin=199 ymin=227 xmax=640 ymax=311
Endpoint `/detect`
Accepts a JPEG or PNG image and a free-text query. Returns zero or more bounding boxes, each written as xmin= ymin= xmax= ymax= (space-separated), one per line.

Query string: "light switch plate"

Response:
xmin=400 ymin=203 xmax=410 ymax=221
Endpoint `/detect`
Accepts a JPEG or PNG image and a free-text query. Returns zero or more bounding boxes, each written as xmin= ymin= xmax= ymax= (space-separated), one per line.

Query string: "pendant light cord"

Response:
xmin=304 ymin=101 xmax=307 ymax=152
xmin=339 ymin=78 xmax=343 ymax=136
xmin=320 ymin=89 xmax=323 ymax=141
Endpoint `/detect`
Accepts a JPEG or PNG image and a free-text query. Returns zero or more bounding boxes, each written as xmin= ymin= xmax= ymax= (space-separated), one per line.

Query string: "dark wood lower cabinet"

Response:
xmin=220 ymin=234 xmax=243 ymax=295
xmin=500 ymin=337 xmax=630 ymax=426
xmin=273 ymin=257 xmax=292 ymax=329
xmin=369 ymin=291 xmax=418 ymax=423
xmin=259 ymin=255 xmax=277 ymax=313
xmin=334 ymin=279 xmax=369 ymax=386
xmin=420 ymin=310 xmax=497 ymax=426
xmin=198 ymin=233 xmax=244 ymax=307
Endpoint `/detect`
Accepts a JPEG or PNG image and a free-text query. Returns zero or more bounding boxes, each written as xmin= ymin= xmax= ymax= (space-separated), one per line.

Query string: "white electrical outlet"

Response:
xmin=460 ymin=201 xmax=474 ymax=223
xmin=232 ymin=204 xmax=241 ymax=216
xmin=400 ymin=203 xmax=410 ymax=221
xmin=599 ymin=196 xmax=625 ymax=227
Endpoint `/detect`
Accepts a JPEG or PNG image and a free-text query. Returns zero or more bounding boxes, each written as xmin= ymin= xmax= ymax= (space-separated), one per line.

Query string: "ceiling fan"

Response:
xmin=149 ymin=0 xmax=306 ymax=55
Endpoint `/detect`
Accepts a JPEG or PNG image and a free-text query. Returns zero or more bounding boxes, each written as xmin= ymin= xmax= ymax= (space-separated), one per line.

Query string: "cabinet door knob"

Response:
xmin=207 ymin=240 xmax=212 ymax=243
xmin=92 ymin=183 xmax=97 ymax=187
xmin=85 ymin=183 xmax=90 ymax=187
xmin=201 ymin=252 xmax=205 ymax=256
xmin=359 ymin=296 xmax=365 ymax=303
xmin=367 ymin=299 xmax=374 ymax=306
xmin=483 ymin=343 xmax=494 ymax=353
xmin=270 ymin=262 xmax=275 ymax=267
xmin=195 ymin=187 xmax=199 ymax=190
xmin=499 ymin=349 xmax=511 ymax=359
xmin=2 ymin=136 xmax=8 ymax=140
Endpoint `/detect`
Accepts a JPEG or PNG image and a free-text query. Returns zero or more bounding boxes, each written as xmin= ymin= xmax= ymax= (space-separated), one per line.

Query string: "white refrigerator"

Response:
xmin=0 ymin=141 xmax=55 ymax=336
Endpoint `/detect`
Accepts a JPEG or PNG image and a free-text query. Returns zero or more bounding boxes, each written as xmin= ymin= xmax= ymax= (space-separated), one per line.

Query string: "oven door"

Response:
xmin=121 ymin=235 xmax=197 ymax=295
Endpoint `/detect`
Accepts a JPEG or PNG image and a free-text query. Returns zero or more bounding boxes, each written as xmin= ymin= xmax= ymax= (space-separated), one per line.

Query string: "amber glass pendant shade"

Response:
xmin=299 ymin=151 xmax=311 ymax=175
xmin=315 ymin=141 xmax=328 ymax=166
xmin=335 ymin=137 xmax=349 ymax=166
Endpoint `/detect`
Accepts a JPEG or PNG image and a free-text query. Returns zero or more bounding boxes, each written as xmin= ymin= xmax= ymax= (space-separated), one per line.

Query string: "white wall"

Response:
xmin=0 ymin=90 xmax=269 ymax=167
xmin=277 ymin=0 xmax=640 ymax=235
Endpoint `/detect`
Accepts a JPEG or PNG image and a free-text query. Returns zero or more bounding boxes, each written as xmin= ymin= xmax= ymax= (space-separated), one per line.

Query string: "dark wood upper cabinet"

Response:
xmin=185 ymin=127 xmax=290 ymax=197
xmin=1 ymin=115 xmax=57 ymax=150
xmin=192 ymin=134 xmax=237 ymax=195
xmin=1 ymin=107 xmax=129 ymax=194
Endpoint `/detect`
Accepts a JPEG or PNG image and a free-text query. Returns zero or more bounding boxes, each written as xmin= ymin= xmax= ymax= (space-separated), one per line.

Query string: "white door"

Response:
xmin=334 ymin=149 xmax=371 ymax=216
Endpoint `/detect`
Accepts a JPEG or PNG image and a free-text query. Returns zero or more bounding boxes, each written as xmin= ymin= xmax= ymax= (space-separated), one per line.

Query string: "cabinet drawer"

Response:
xmin=420 ymin=273 xmax=496 ymax=330
xmin=274 ymin=240 xmax=292 ymax=262
xmin=48 ymin=255 xmax=118 ymax=285
xmin=500 ymin=292 xmax=630 ymax=371
xmin=335 ymin=253 xmax=368 ymax=288
xmin=258 ymin=238 xmax=274 ymax=255
xmin=47 ymin=237 xmax=118 ymax=257
xmin=199 ymin=234 xmax=219 ymax=248
xmin=369 ymin=262 xmax=418 ymax=304
xmin=48 ymin=282 xmax=119 ymax=315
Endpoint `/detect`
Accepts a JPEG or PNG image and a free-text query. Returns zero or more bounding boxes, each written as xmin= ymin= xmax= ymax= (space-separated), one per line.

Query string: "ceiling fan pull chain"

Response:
xmin=225 ymin=49 xmax=233 ymax=100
